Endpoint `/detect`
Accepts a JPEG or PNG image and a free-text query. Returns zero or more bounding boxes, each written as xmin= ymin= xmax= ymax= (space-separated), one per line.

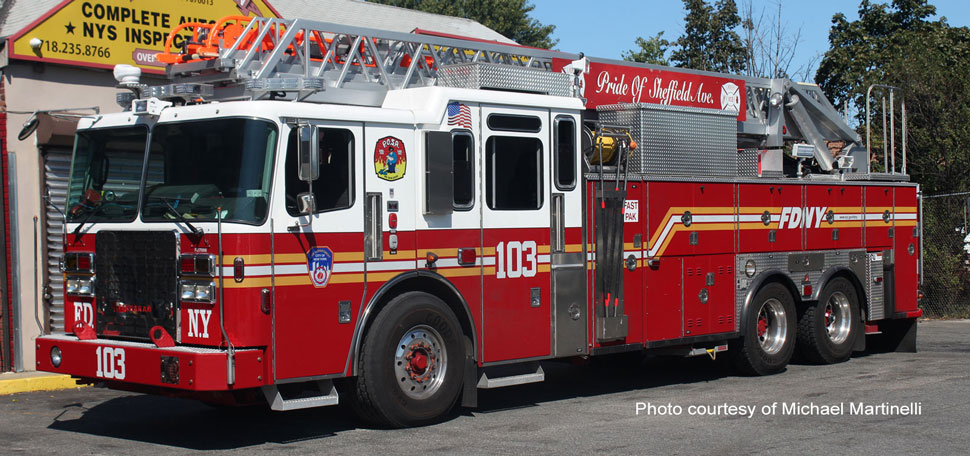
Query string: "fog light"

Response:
xmin=50 ymin=346 xmax=62 ymax=368
xmin=745 ymin=259 xmax=757 ymax=278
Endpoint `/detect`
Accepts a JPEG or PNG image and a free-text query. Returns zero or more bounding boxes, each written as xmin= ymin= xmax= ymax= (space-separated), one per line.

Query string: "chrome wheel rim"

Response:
xmin=824 ymin=291 xmax=852 ymax=344
xmin=756 ymin=298 xmax=788 ymax=355
xmin=394 ymin=325 xmax=447 ymax=400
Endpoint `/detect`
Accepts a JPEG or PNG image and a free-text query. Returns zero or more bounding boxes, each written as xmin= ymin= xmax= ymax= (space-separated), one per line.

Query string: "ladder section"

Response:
xmin=157 ymin=16 xmax=579 ymax=105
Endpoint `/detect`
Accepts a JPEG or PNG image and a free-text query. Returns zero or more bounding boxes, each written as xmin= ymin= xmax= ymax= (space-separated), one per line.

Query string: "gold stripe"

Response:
xmin=565 ymin=244 xmax=583 ymax=253
xmin=896 ymin=221 xmax=918 ymax=227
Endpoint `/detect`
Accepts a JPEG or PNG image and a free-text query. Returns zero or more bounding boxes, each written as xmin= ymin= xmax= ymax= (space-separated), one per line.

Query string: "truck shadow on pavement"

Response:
xmin=45 ymin=354 xmax=737 ymax=450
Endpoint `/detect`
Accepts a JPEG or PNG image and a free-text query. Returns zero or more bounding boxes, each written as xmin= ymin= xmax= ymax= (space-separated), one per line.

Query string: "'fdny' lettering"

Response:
xmin=187 ymin=309 xmax=212 ymax=338
xmin=778 ymin=207 xmax=828 ymax=229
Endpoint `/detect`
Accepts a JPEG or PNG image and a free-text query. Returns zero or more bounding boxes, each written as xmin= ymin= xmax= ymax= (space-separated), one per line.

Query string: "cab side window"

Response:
xmin=285 ymin=127 xmax=355 ymax=216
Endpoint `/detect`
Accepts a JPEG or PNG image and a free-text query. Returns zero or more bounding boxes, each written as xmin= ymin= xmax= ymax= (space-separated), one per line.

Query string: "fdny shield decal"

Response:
xmin=374 ymin=136 xmax=407 ymax=181
xmin=307 ymin=247 xmax=334 ymax=288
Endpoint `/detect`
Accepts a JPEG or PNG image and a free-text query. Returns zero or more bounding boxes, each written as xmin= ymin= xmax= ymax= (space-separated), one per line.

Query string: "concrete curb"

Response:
xmin=0 ymin=373 xmax=89 ymax=395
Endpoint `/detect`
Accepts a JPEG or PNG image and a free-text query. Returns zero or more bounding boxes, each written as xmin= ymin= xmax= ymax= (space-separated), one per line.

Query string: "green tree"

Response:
xmin=670 ymin=0 xmax=746 ymax=73
xmin=815 ymin=0 xmax=936 ymax=113
xmin=815 ymin=0 xmax=970 ymax=194
xmin=370 ymin=0 xmax=557 ymax=49
xmin=623 ymin=32 xmax=670 ymax=65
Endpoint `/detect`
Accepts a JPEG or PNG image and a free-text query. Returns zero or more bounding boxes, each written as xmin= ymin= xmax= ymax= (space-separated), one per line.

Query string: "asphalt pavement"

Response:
xmin=1 ymin=320 xmax=968 ymax=455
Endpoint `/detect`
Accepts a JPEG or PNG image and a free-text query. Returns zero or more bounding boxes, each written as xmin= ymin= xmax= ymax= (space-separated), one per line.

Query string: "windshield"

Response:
xmin=66 ymin=126 xmax=149 ymax=223
xmin=142 ymin=118 xmax=278 ymax=225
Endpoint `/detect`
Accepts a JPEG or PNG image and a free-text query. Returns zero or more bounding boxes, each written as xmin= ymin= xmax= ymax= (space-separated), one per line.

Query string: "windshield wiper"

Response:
xmin=149 ymin=196 xmax=203 ymax=237
xmin=71 ymin=203 xmax=103 ymax=235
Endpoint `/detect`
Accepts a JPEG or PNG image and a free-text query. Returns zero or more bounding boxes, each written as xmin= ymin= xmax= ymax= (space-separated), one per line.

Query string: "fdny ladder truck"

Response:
xmin=36 ymin=16 xmax=922 ymax=427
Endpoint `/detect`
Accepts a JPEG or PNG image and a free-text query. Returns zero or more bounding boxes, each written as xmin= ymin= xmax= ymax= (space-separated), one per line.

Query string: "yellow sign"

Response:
xmin=10 ymin=0 xmax=281 ymax=73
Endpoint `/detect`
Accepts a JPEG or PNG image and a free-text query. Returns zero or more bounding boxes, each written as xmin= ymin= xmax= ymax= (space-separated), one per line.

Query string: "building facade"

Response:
xmin=0 ymin=0 xmax=513 ymax=372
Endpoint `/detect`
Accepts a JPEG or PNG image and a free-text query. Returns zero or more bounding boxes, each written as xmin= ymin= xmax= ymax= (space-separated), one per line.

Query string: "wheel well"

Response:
xmin=354 ymin=273 xmax=477 ymax=374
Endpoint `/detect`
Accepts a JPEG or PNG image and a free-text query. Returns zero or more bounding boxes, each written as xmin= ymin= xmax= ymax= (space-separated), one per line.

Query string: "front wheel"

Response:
xmin=797 ymin=277 xmax=859 ymax=364
xmin=730 ymin=282 xmax=797 ymax=376
xmin=351 ymin=292 xmax=464 ymax=427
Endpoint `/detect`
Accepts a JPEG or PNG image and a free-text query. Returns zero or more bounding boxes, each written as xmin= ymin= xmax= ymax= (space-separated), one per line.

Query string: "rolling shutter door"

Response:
xmin=43 ymin=147 xmax=72 ymax=333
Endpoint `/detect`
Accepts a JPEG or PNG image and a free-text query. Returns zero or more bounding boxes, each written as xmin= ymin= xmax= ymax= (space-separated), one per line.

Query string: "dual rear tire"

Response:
xmin=732 ymin=278 xmax=860 ymax=376
xmin=796 ymin=277 xmax=859 ymax=364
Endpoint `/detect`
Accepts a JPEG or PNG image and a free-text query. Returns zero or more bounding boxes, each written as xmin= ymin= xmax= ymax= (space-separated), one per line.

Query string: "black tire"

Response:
xmin=730 ymin=282 xmax=797 ymax=376
xmin=797 ymin=277 xmax=859 ymax=364
xmin=351 ymin=292 xmax=464 ymax=428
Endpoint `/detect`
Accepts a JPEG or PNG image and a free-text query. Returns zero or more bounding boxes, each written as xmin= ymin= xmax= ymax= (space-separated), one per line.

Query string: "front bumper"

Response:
xmin=36 ymin=335 xmax=267 ymax=391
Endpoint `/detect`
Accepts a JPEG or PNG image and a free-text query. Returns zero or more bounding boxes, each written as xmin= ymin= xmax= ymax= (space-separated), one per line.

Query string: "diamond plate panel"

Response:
xmin=735 ymin=250 xmax=865 ymax=331
xmin=437 ymin=63 xmax=575 ymax=97
xmin=737 ymin=149 xmax=759 ymax=177
xmin=598 ymin=103 xmax=737 ymax=176
xmin=867 ymin=252 xmax=885 ymax=320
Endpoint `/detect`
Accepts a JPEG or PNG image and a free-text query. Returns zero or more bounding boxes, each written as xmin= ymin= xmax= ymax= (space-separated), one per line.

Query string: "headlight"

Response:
xmin=181 ymin=283 xmax=196 ymax=300
xmin=66 ymin=276 xmax=94 ymax=296
xmin=194 ymin=284 xmax=213 ymax=301
xmin=181 ymin=281 xmax=216 ymax=302
xmin=745 ymin=259 xmax=757 ymax=278
xmin=66 ymin=278 xmax=79 ymax=294
xmin=50 ymin=346 xmax=62 ymax=368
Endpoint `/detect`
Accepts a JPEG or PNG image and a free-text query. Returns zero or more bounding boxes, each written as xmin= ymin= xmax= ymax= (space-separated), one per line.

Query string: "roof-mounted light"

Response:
xmin=113 ymin=64 xmax=142 ymax=85
xmin=132 ymin=97 xmax=173 ymax=116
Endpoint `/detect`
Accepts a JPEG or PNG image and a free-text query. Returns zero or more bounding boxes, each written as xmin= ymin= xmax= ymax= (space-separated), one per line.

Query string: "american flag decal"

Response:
xmin=447 ymin=102 xmax=471 ymax=129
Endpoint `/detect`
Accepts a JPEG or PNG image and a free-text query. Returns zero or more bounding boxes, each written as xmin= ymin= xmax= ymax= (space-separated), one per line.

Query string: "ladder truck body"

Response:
xmin=36 ymin=16 xmax=921 ymax=427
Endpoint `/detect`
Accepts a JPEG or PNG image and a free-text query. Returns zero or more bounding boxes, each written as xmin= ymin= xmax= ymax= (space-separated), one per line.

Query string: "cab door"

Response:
xmin=480 ymin=105 xmax=552 ymax=363
xmin=549 ymin=113 xmax=588 ymax=357
xmin=271 ymin=121 xmax=365 ymax=381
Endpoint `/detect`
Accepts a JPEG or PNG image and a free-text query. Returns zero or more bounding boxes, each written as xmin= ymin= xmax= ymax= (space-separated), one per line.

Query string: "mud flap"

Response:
xmin=884 ymin=318 xmax=918 ymax=353
xmin=461 ymin=336 xmax=477 ymax=408
xmin=853 ymin=310 xmax=866 ymax=352
xmin=461 ymin=356 xmax=477 ymax=408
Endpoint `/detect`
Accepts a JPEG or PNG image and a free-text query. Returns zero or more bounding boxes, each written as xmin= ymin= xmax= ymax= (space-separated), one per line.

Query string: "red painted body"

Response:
xmin=41 ymin=176 xmax=921 ymax=394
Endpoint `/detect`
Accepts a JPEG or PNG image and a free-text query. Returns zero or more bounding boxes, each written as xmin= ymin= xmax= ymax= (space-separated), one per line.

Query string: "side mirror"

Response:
xmin=297 ymin=192 xmax=316 ymax=215
xmin=297 ymin=126 xmax=319 ymax=182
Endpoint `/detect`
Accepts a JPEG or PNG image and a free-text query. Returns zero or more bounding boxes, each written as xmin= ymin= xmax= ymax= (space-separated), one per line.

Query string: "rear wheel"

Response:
xmin=351 ymin=292 xmax=464 ymax=428
xmin=797 ymin=277 xmax=859 ymax=364
xmin=730 ymin=282 xmax=797 ymax=375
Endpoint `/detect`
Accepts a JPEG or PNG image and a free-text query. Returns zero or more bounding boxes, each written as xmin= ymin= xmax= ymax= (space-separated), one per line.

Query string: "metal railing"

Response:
xmin=866 ymin=84 xmax=908 ymax=175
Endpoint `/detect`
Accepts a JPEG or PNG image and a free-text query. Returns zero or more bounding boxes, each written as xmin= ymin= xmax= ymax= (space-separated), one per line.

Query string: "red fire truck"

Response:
xmin=36 ymin=16 xmax=921 ymax=427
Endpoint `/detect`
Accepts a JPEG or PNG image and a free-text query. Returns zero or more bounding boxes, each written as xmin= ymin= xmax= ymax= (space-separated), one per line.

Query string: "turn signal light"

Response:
xmin=62 ymin=252 xmax=95 ymax=273
xmin=234 ymin=257 xmax=245 ymax=283
xmin=458 ymin=248 xmax=476 ymax=266
xmin=180 ymin=254 xmax=215 ymax=276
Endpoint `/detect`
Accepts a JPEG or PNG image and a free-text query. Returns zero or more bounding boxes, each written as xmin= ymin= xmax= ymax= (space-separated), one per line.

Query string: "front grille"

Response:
xmin=95 ymin=231 xmax=178 ymax=340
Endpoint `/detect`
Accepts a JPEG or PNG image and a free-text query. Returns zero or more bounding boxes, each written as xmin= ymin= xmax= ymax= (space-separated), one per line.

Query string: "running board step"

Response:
xmin=262 ymin=380 xmax=339 ymax=411
xmin=477 ymin=365 xmax=545 ymax=389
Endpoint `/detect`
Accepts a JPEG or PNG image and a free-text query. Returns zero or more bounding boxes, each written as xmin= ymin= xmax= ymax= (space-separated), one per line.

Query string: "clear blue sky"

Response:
xmin=530 ymin=0 xmax=970 ymax=81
